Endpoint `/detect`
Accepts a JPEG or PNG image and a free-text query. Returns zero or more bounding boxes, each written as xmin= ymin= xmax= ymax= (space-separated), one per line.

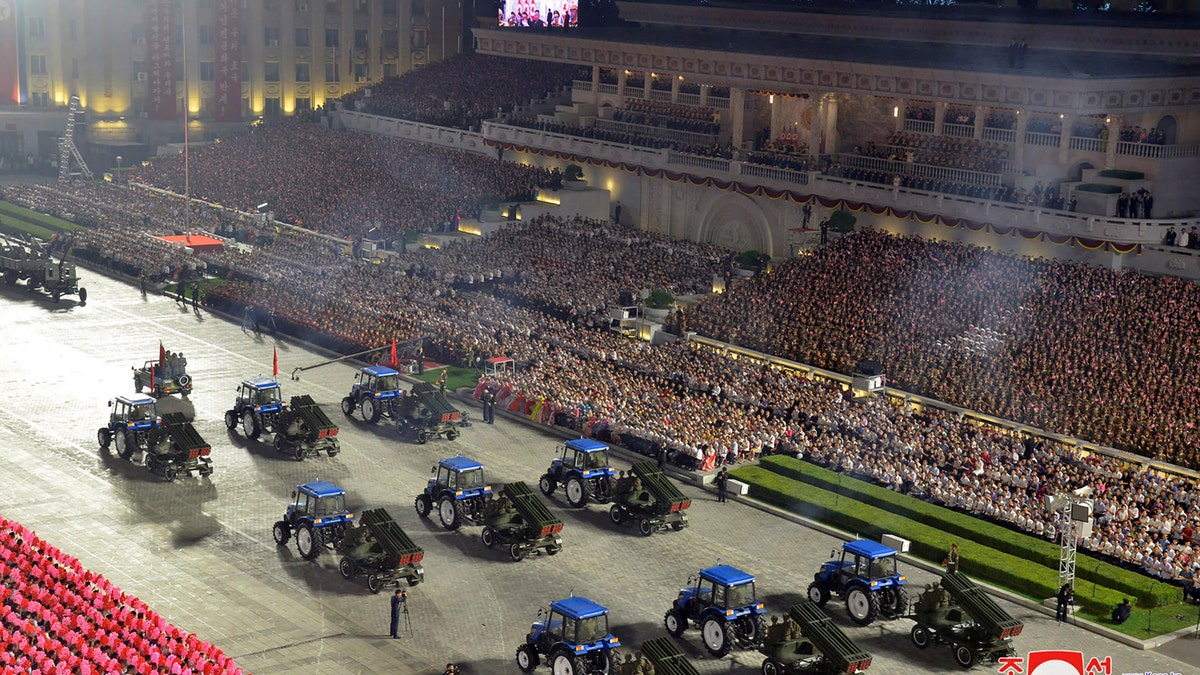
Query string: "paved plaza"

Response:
xmin=0 ymin=270 xmax=1196 ymax=675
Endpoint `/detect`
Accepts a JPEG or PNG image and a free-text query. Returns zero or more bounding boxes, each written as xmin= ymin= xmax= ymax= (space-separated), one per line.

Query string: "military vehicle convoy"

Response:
xmin=638 ymin=637 xmax=700 ymax=675
xmin=0 ymin=235 xmax=87 ymax=304
xmin=516 ymin=596 xmax=621 ymax=675
xmin=226 ymin=379 xmax=340 ymax=459
xmin=134 ymin=351 xmax=192 ymax=398
xmin=272 ymin=481 xmax=356 ymax=560
xmin=758 ymin=602 xmax=873 ymax=675
xmin=664 ymin=565 xmax=766 ymax=657
xmin=909 ymin=572 xmax=1022 ymax=669
xmin=393 ymin=381 xmax=461 ymax=443
xmin=481 ymin=481 xmax=564 ymax=561
xmin=539 ymin=438 xmax=617 ymax=507
xmin=97 ymin=396 xmax=212 ymax=481
xmin=414 ymin=456 xmax=494 ymax=530
xmin=808 ymin=540 xmax=908 ymax=626
xmin=341 ymin=365 xmax=405 ymax=424
xmin=607 ymin=461 xmax=691 ymax=536
xmin=335 ymin=508 xmax=424 ymax=593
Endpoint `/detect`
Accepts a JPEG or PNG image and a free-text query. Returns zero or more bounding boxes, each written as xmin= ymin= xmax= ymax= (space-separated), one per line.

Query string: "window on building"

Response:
xmin=29 ymin=55 xmax=47 ymax=76
xmin=413 ymin=0 xmax=425 ymax=15
xmin=265 ymin=97 xmax=281 ymax=117
xmin=265 ymin=62 xmax=280 ymax=82
xmin=295 ymin=97 xmax=311 ymax=111
xmin=29 ymin=16 xmax=45 ymax=38
xmin=133 ymin=61 xmax=146 ymax=77
xmin=176 ymin=61 xmax=184 ymax=81
xmin=354 ymin=29 xmax=368 ymax=50
xmin=200 ymin=62 xmax=215 ymax=81
xmin=295 ymin=27 xmax=310 ymax=47
xmin=354 ymin=63 xmax=368 ymax=81
xmin=241 ymin=61 xmax=249 ymax=81
xmin=71 ymin=59 xmax=79 ymax=80
xmin=264 ymin=27 xmax=281 ymax=47
xmin=30 ymin=92 xmax=50 ymax=107
xmin=382 ymin=29 xmax=398 ymax=50
xmin=383 ymin=63 xmax=397 ymax=78
xmin=199 ymin=26 xmax=214 ymax=46
xmin=325 ymin=61 xmax=339 ymax=81
xmin=131 ymin=25 xmax=145 ymax=44
xmin=295 ymin=62 xmax=310 ymax=82
xmin=325 ymin=28 xmax=339 ymax=48
xmin=382 ymin=0 xmax=398 ymax=14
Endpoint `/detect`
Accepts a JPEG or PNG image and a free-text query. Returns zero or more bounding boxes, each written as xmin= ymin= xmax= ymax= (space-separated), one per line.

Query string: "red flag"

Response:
xmin=272 ymin=346 xmax=279 ymax=378
xmin=159 ymin=341 xmax=166 ymax=367
xmin=150 ymin=364 xmax=155 ymax=388
xmin=390 ymin=339 xmax=398 ymax=367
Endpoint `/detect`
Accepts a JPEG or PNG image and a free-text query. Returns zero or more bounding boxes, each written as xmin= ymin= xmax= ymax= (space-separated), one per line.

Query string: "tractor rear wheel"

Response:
xmin=438 ymin=496 xmax=460 ymax=530
xmin=565 ymin=476 xmax=587 ymax=507
xmin=361 ymin=398 xmax=380 ymax=424
xmin=97 ymin=428 xmax=111 ymax=449
xmin=910 ymin=624 xmax=931 ymax=649
xmin=272 ymin=521 xmax=291 ymax=545
xmin=296 ymin=522 xmax=320 ymax=560
xmin=551 ymin=652 xmax=577 ymax=675
xmin=845 ymin=586 xmax=880 ymax=626
xmin=242 ymin=411 xmax=261 ymax=440
xmin=115 ymin=430 xmax=132 ymax=460
xmin=701 ymin=617 xmax=731 ymax=657
xmin=515 ymin=644 xmax=539 ymax=673
xmin=881 ymin=586 xmax=909 ymax=618
xmin=339 ymin=558 xmax=356 ymax=580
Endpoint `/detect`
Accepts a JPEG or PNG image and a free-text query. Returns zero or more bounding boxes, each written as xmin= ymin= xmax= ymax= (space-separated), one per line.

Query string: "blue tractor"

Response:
xmin=664 ymin=564 xmax=766 ymax=657
xmin=808 ymin=540 xmax=908 ymax=627
xmin=413 ymin=456 xmax=493 ymax=530
xmin=272 ymin=481 xmax=356 ymax=561
xmin=340 ymin=365 xmax=405 ymax=424
xmin=539 ymin=438 xmax=617 ymax=507
xmin=97 ymin=394 xmax=160 ymax=457
xmin=224 ymin=377 xmax=288 ymax=440
xmin=515 ymin=596 xmax=621 ymax=675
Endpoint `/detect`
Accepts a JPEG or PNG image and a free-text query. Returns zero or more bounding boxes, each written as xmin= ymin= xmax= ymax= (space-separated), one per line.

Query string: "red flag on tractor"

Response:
xmin=391 ymin=339 xmax=398 ymax=367
xmin=159 ymin=341 xmax=166 ymax=367
xmin=272 ymin=346 xmax=279 ymax=378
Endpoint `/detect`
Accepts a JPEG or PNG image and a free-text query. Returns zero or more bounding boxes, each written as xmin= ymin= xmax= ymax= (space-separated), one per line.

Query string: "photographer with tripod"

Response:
xmin=389 ymin=589 xmax=409 ymax=639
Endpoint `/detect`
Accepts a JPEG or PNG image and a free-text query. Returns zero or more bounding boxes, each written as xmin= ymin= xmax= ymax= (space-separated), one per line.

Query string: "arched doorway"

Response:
xmin=1155 ymin=115 xmax=1177 ymax=145
xmin=1067 ymin=161 xmax=1094 ymax=182
xmin=698 ymin=193 xmax=773 ymax=256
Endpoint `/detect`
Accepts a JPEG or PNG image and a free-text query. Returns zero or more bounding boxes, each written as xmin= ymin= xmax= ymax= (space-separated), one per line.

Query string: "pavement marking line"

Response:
xmin=230 ymin=632 xmax=349 ymax=660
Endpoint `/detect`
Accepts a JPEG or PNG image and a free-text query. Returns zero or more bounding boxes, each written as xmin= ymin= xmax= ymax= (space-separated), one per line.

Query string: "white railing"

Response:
xmin=903 ymin=119 xmax=935 ymax=134
xmin=677 ymin=92 xmax=701 ymax=106
xmin=738 ymin=162 xmax=810 ymax=186
xmin=649 ymin=89 xmax=673 ymax=102
xmin=708 ymin=95 xmax=730 ymax=110
xmin=982 ymin=127 xmax=1016 ymax=144
xmin=1069 ymin=136 xmax=1106 ymax=153
xmin=837 ymin=153 xmax=1002 ymax=186
xmin=336 ymin=110 xmax=488 ymax=154
xmin=1116 ymin=140 xmax=1200 ymax=160
xmin=597 ymin=83 xmax=619 ymax=95
xmin=573 ymin=79 xmax=593 ymax=92
xmin=942 ymin=122 xmax=974 ymax=139
xmin=668 ymin=151 xmax=730 ymax=172
xmin=596 ymin=118 xmax=717 ymax=147
xmin=1024 ymin=131 xmax=1061 ymax=148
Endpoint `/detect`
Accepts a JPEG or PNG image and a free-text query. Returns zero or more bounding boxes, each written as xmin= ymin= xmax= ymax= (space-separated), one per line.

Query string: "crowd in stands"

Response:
xmin=985 ymin=110 xmax=1017 ymax=131
xmin=612 ymin=100 xmax=720 ymax=135
xmin=124 ymin=121 xmax=556 ymax=240
xmin=852 ymin=132 xmax=1011 ymax=175
xmin=505 ymin=114 xmax=726 ymax=156
xmin=1119 ymin=125 xmax=1168 ymax=145
xmin=905 ymin=104 xmax=935 ymax=121
xmin=944 ymin=108 xmax=976 ymax=126
xmin=1 ymin=516 xmax=243 ymax=674
xmin=337 ymin=54 xmax=585 ymax=131
xmin=823 ymin=161 xmax=1069 ymax=208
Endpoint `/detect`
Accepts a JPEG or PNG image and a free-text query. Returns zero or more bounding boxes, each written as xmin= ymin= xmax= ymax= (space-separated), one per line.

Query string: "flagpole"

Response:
xmin=181 ymin=0 xmax=190 ymax=235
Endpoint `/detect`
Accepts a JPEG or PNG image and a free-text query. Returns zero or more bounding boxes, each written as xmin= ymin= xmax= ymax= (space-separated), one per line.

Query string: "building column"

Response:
xmin=1058 ymin=113 xmax=1072 ymax=164
xmin=617 ymin=69 xmax=627 ymax=99
xmin=643 ymin=72 xmax=652 ymax=99
xmin=369 ymin=0 xmax=384 ymax=82
xmin=820 ymin=93 xmax=839 ymax=155
xmin=398 ymin=0 xmax=412 ymax=75
xmin=1104 ymin=115 xmax=1120 ymax=168
xmin=933 ymin=101 xmax=947 ymax=136
xmin=729 ymin=87 xmax=746 ymax=149
xmin=1014 ymin=109 xmax=1029 ymax=166
xmin=699 ymin=84 xmax=708 ymax=107
xmin=670 ymin=75 xmax=680 ymax=103
xmin=894 ymin=99 xmax=906 ymax=133
xmin=974 ymin=105 xmax=987 ymax=140
xmin=591 ymin=65 xmax=600 ymax=105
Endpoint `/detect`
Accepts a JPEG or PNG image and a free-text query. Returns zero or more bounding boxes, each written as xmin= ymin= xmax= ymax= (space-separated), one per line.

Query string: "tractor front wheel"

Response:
xmin=224 ymin=411 xmax=238 ymax=431
xmin=414 ymin=495 xmax=432 ymax=518
xmin=664 ymin=608 xmax=686 ymax=637
xmin=539 ymin=475 xmax=555 ymax=497
xmin=516 ymin=644 xmax=540 ymax=673
xmin=341 ymin=397 xmax=354 ymax=417
xmin=97 ymin=428 xmax=111 ymax=449
xmin=272 ymin=521 xmax=291 ymax=546
xmin=807 ymin=582 xmax=831 ymax=607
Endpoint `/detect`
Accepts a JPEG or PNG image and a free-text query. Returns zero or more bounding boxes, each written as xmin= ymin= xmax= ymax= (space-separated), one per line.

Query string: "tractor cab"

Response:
xmin=530 ymin=597 xmax=619 ymax=655
xmin=429 ymin=457 xmax=491 ymax=498
xmin=109 ymin=395 xmax=160 ymax=430
xmin=357 ymin=366 xmax=403 ymax=399
xmin=558 ymin=438 xmax=615 ymax=475
xmin=238 ymin=378 xmax=286 ymax=410
xmin=288 ymin=481 xmax=352 ymax=523
xmin=824 ymin=540 xmax=905 ymax=588
xmin=682 ymin=565 xmax=763 ymax=615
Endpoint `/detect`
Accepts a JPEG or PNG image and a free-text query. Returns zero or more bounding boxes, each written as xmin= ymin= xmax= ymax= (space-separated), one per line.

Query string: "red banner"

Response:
xmin=214 ymin=0 xmax=242 ymax=122
xmin=0 ymin=0 xmax=18 ymax=105
xmin=145 ymin=0 xmax=176 ymax=121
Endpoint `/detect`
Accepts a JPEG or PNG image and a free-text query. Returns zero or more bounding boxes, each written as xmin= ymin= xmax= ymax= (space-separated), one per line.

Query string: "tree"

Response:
xmin=828 ymin=210 xmax=857 ymax=234
xmin=564 ymin=164 xmax=585 ymax=182
xmin=646 ymin=288 xmax=675 ymax=310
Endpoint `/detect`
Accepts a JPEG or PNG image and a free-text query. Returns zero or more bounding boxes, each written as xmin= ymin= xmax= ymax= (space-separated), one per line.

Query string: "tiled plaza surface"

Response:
xmin=1 ymin=270 xmax=1196 ymax=675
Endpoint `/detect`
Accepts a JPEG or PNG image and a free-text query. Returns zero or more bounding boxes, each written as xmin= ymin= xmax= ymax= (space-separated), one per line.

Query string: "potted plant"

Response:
xmin=563 ymin=163 xmax=586 ymax=189
xmin=827 ymin=209 xmax=857 ymax=235
xmin=644 ymin=288 xmax=675 ymax=320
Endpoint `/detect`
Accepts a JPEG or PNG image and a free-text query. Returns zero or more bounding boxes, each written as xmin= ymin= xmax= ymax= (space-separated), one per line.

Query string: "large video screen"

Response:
xmin=497 ymin=0 xmax=579 ymax=27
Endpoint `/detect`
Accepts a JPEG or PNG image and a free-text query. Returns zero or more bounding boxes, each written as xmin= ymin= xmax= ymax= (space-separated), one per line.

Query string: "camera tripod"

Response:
xmin=400 ymin=601 xmax=413 ymax=638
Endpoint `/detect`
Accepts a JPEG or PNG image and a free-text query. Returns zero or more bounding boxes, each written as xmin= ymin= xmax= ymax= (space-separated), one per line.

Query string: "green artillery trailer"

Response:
xmin=609 ymin=461 xmax=691 ymax=536
xmin=145 ymin=411 xmax=213 ymax=480
xmin=395 ymin=381 xmax=462 ymax=443
xmin=273 ymin=394 xmax=341 ymax=459
xmin=759 ymin=601 xmax=872 ymax=675
xmin=640 ymin=636 xmax=700 ymax=675
xmin=910 ymin=572 xmax=1022 ymax=668
xmin=337 ymin=508 xmax=424 ymax=592
xmin=482 ymin=481 xmax=563 ymax=561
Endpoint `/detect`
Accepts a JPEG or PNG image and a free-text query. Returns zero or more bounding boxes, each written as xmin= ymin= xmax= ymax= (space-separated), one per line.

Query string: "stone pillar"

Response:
xmin=729 ymin=87 xmax=746 ymax=149
xmin=617 ymin=69 xmax=627 ymax=99
xmin=1014 ymin=109 xmax=1029 ymax=166
xmin=1058 ymin=113 xmax=1072 ymax=164
xmin=699 ymin=84 xmax=708 ymax=107
xmin=895 ymin=99 xmax=906 ymax=133
xmin=671 ymin=75 xmax=681 ymax=103
xmin=591 ymin=65 xmax=600 ymax=106
xmin=933 ymin=101 xmax=947 ymax=136
xmin=974 ymin=105 xmax=987 ymax=140
xmin=1105 ymin=115 xmax=1121 ymax=169
xmin=822 ymin=93 xmax=840 ymax=156
xmin=643 ymin=72 xmax=652 ymax=100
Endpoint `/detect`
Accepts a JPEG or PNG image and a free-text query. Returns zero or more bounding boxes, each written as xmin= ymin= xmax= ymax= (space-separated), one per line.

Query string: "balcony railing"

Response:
xmin=982 ymin=127 xmax=1016 ymax=144
xmin=942 ymin=122 xmax=974 ymax=139
xmin=1069 ymin=135 xmax=1106 ymax=153
xmin=595 ymin=118 xmax=718 ymax=147
xmin=677 ymin=92 xmax=701 ymax=106
xmin=573 ymin=79 xmax=593 ymax=92
xmin=903 ymin=119 xmax=935 ymax=134
xmin=597 ymin=83 xmax=619 ymax=95
xmin=1116 ymin=140 xmax=1200 ymax=159
xmin=836 ymin=153 xmax=1003 ymax=186
xmin=1024 ymin=131 xmax=1061 ymax=148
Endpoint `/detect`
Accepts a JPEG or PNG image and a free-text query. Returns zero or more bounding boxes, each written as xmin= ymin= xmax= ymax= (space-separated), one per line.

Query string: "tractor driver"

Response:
xmin=255 ymin=387 xmax=281 ymax=405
